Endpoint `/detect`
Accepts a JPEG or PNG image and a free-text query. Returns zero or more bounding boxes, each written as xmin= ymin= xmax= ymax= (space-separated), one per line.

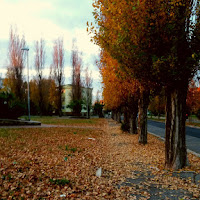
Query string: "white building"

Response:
xmin=61 ymin=84 xmax=93 ymax=115
xmin=0 ymin=78 xmax=4 ymax=89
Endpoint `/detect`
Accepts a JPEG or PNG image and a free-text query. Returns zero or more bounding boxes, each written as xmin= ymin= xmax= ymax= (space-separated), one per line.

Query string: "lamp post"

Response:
xmin=21 ymin=47 xmax=30 ymax=121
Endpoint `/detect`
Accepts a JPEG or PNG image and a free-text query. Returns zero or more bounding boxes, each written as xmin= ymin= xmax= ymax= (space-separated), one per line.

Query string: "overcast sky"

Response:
xmin=0 ymin=0 xmax=102 ymax=98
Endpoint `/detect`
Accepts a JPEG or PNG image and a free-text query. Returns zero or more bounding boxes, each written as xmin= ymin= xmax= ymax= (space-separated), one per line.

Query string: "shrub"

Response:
xmin=0 ymin=91 xmax=26 ymax=119
xmin=93 ymin=102 xmax=104 ymax=118
xmin=67 ymin=100 xmax=83 ymax=116
xmin=197 ymin=109 xmax=200 ymax=120
xmin=121 ymin=122 xmax=130 ymax=132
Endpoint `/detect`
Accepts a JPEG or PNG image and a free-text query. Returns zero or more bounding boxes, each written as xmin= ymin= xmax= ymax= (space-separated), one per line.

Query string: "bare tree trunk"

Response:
xmin=58 ymin=86 xmax=62 ymax=117
xmin=138 ymin=89 xmax=149 ymax=144
xmin=130 ymin=113 xmax=137 ymax=134
xmin=113 ymin=110 xmax=117 ymax=121
xmin=116 ymin=108 xmax=121 ymax=123
xmin=84 ymin=67 xmax=92 ymax=119
xmin=129 ymin=98 xmax=138 ymax=134
xmin=71 ymin=39 xmax=83 ymax=116
xmin=165 ymin=85 xmax=188 ymax=169
xmin=113 ymin=110 xmax=116 ymax=121
xmin=34 ymin=38 xmax=45 ymax=115
xmin=111 ymin=110 xmax=114 ymax=120
xmin=130 ymin=112 xmax=138 ymax=134
xmin=123 ymin=106 xmax=130 ymax=131
xmin=38 ymin=81 xmax=43 ymax=115
xmin=51 ymin=37 xmax=64 ymax=117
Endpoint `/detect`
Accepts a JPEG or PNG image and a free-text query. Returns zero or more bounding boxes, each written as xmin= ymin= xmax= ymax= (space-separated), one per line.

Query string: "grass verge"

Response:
xmin=25 ymin=116 xmax=105 ymax=126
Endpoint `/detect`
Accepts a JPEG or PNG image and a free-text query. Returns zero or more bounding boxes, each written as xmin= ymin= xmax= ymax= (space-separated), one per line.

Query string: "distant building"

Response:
xmin=61 ymin=84 xmax=93 ymax=115
xmin=0 ymin=78 xmax=4 ymax=89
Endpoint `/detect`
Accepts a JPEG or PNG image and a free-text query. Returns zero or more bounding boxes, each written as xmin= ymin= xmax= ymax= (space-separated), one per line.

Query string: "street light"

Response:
xmin=21 ymin=47 xmax=30 ymax=121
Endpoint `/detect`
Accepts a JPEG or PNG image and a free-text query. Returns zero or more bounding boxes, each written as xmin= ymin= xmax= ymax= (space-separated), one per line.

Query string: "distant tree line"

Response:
xmin=0 ymin=26 xmax=93 ymax=118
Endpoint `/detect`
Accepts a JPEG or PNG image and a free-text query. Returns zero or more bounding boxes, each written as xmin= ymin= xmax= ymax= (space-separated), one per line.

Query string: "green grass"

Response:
xmin=0 ymin=128 xmax=19 ymax=140
xmin=49 ymin=178 xmax=70 ymax=186
xmin=65 ymin=145 xmax=78 ymax=153
xmin=65 ymin=145 xmax=69 ymax=150
xmin=70 ymin=147 xmax=77 ymax=153
xmin=26 ymin=116 xmax=98 ymax=125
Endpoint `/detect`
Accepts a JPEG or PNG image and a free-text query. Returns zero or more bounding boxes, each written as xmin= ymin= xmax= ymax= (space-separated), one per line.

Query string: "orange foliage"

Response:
xmin=187 ymin=81 xmax=200 ymax=114
xmin=99 ymin=50 xmax=139 ymax=110
xmin=90 ymin=0 xmax=200 ymax=85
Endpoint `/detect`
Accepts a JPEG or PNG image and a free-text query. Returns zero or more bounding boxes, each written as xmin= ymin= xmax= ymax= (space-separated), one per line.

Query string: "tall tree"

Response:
xmin=30 ymin=78 xmax=56 ymax=115
xmin=83 ymin=66 xmax=93 ymax=118
xmin=90 ymin=0 xmax=200 ymax=169
xmin=34 ymin=38 xmax=46 ymax=115
xmin=89 ymin=0 xmax=153 ymax=144
xmin=70 ymin=39 xmax=83 ymax=115
xmin=99 ymin=50 xmax=139 ymax=133
xmin=51 ymin=37 xmax=65 ymax=117
xmin=93 ymin=90 xmax=104 ymax=117
xmin=7 ymin=26 xmax=26 ymax=101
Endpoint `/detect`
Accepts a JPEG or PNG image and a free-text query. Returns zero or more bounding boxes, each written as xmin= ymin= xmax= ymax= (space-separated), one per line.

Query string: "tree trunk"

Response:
xmin=58 ymin=86 xmax=62 ymax=117
xmin=123 ymin=107 xmax=130 ymax=131
xmin=111 ymin=110 xmax=114 ymax=120
xmin=129 ymin=98 xmax=138 ymax=134
xmin=113 ymin=110 xmax=117 ymax=121
xmin=165 ymin=85 xmax=188 ymax=169
xmin=38 ymin=80 xmax=43 ymax=116
xmin=130 ymin=112 xmax=138 ymax=134
xmin=138 ymin=89 xmax=149 ymax=144
xmin=116 ymin=108 xmax=121 ymax=123
xmin=87 ymin=106 xmax=90 ymax=119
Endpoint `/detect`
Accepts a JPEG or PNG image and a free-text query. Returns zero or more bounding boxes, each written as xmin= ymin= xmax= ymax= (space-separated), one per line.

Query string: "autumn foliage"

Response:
xmin=187 ymin=80 xmax=200 ymax=116
xmin=90 ymin=0 xmax=200 ymax=169
xmin=99 ymin=50 xmax=139 ymax=133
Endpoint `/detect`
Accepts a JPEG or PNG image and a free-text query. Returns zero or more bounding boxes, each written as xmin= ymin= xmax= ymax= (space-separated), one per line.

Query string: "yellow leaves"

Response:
xmin=100 ymin=50 xmax=139 ymax=109
xmin=169 ymin=0 xmax=186 ymax=9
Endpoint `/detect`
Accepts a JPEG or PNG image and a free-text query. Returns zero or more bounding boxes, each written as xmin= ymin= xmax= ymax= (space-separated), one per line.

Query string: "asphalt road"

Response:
xmin=148 ymin=120 xmax=200 ymax=156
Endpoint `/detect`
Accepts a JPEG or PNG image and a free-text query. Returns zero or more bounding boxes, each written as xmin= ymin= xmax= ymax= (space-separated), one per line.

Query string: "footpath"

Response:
xmin=106 ymin=119 xmax=200 ymax=199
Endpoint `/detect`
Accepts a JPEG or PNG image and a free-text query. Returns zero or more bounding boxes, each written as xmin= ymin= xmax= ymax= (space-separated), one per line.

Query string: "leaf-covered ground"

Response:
xmin=0 ymin=118 xmax=200 ymax=199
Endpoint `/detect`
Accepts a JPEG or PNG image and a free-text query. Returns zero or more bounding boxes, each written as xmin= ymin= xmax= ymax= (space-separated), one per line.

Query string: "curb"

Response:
xmin=148 ymin=118 xmax=200 ymax=129
xmin=0 ymin=119 xmax=41 ymax=126
xmin=148 ymin=131 xmax=200 ymax=158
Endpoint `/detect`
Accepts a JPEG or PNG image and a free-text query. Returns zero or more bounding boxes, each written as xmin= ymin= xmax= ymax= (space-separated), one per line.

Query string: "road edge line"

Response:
xmin=148 ymin=132 xmax=200 ymax=158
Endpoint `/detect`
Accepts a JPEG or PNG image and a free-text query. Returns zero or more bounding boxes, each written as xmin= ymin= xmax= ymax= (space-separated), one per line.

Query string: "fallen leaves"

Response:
xmin=0 ymin=119 xmax=200 ymax=199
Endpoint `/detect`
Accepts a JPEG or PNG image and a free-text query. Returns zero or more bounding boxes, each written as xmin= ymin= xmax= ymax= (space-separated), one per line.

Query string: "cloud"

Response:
xmin=38 ymin=0 xmax=94 ymax=30
xmin=0 ymin=0 xmax=101 ymax=93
